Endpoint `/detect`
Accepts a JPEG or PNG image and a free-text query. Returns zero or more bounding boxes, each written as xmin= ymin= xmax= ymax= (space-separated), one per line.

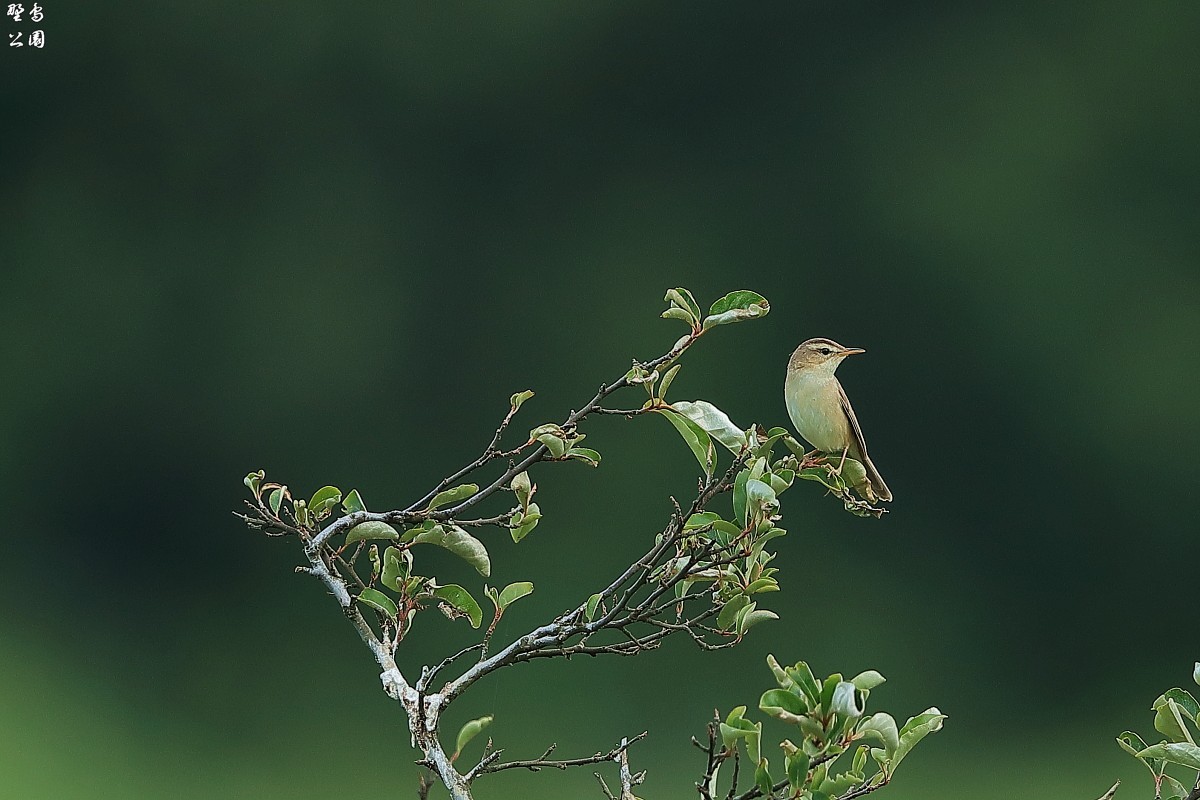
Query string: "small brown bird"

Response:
xmin=785 ymin=338 xmax=892 ymax=502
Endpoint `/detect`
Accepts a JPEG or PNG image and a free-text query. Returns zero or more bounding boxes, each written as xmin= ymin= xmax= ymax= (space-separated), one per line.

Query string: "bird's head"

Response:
xmin=788 ymin=338 xmax=866 ymax=376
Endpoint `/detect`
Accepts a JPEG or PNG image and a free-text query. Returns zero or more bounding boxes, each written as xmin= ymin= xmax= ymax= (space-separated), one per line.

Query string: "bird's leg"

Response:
xmin=819 ymin=445 xmax=851 ymax=479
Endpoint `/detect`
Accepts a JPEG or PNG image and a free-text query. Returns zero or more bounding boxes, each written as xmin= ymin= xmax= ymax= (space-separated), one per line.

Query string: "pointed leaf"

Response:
xmin=831 ymin=681 xmax=864 ymax=719
xmin=411 ymin=524 xmax=491 ymax=577
xmin=857 ymin=713 xmax=900 ymax=756
xmin=786 ymin=749 xmax=810 ymax=792
xmin=433 ymin=584 xmax=483 ymax=628
xmin=755 ymin=758 xmax=773 ymax=795
xmin=585 ymin=592 xmax=602 ymax=622
xmin=656 ymin=408 xmax=715 ymax=475
xmin=671 ymin=400 xmax=748 ymax=453
xmin=664 ymin=287 xmax=702 ymax=325
xmin=760 ymin=688 xmax=807 ymax=722
xmin=497 ymin=581 xmax=534 ymax=610
xmin=510 ymin=390 xmax=534 ymax=410
xmin=891 ymin=708 xmax=947 ymax=770
xmin=851 ymin=670 xmax=887 ymax=692
xmin=702 ymin=290 xmax=770 ymax=329
xmin=309 ymin=485 xmax=342 ymax=515
xmin=342 ymin=489 xmax=366 ymax=514
xmin=380 ymin=546 xmax=408 ymax=591
xmin=510 ymin=471 xmax=532 ymax=505
xmin=511 ymin=502 xmax=541 ymax=543
xmin=345 ymin=521 xmax=400 ymax=546
xmin=1136 ymin=742 xmax=1200 ymax=770
xmin=565 ymin=447 xmax=601 ymax=467
xmin=356 ymin=588 xmax=397 ymax=618
xmin=737 ymin=607 xmax=779 ymax=635
xmin=454 ymin=715 xmax=493 ymax=757
xmin=733 ymin=469 xmax=750 ymax=526
xmin=426 ymin=484 xmax=479 ymax=512
xmin=268 ymin=487 xmax=285 ymax=516
xmin=658 ymin=364 xmax=681 ymax=400
xmin=244 ymin=470 xmax=264 ymax=495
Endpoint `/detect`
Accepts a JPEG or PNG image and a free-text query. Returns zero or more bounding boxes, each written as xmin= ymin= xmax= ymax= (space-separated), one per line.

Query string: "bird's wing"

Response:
xmin=837 ymin=379 xmax=893 ymax=502
xmin=837 ymin=379 xmax=869 ymax=461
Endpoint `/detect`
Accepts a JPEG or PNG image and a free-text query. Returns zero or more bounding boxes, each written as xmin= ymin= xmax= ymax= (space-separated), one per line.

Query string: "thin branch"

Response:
xmin=417 ymin=643 xmax=486 ymax=693
xmin=434 ymin=332 xmax=702 ymax=521
xmin=403 ymin=397 xmax=527 ymax=514
xmin=470 ymin=732 xmax=647 ymax=780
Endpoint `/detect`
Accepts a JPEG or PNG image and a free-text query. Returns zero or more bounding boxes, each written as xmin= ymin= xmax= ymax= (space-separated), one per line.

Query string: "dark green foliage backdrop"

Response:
xmin=2 ymin=3 xmax=1197 ymax=798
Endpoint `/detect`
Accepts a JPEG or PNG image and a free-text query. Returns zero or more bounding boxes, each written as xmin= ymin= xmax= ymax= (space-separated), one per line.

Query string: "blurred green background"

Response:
xmin=2 ymin=2 xmax=1198 ymax=798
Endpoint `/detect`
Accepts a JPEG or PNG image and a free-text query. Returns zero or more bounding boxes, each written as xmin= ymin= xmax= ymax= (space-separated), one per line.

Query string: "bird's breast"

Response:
xmin=784 ymin=371 xmax=851 ymax=453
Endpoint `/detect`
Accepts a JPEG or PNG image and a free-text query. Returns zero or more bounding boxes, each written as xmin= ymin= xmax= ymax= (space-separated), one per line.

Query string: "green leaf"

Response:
xmin=308 ymin=485 xmax=342 ymax=515
xmin=754 ymin=758 xmax=773 ymax=795
xmin=685 ymin=511 xmax=722 ymax=531
xmin=785 ymin=749 xmax=810 ymax=792
xmin=565 ymin=447 xmax=601 ymax=467
xmin=381 ymin=546 xmax=408 ymax=591
xmin=1163 ymin=775 xmax=1188 ymax=800
xmin=1194 ymin=662 xmax=1200 ymax=687
xmin=342 ymin=488 xmax=366 ymax=514
xmin=744 ymin=478 xmax=779 ymax=524
xmin=670 ymin=400 xmax=748 ymax=453
xmin=702 ymin=290 xmax=770 ymax=329
xmin=661 ymin=307 xmax=694 ymax=325
xmin=345 ymin=520 xmax=400 ymax=546
xmin=767 ymin=655 xmax=795 ymax=690
xmin=857 ymin=713 xmax=900 ymax=756
xmin=510 ymin=471 xmax=532 ymax=505
xmin=454 ymin=715 xmax=493 ymax=758
xmin=511 ymin=502 xmax=541 ymax=543
xmin=760 ymin=688 xmax=807 ymax=722
xmin=356 ymin=588 xmax=397 ymax=618
xmin=664 ymin=288 xmax=702 ymax=326
xmin=733 ymin=470 xmax=750 ymax=526
xmin=537 ymin=432 xmax=567 ymax=458
xmin=268 ymin=487 xmax=285 ymax=516
xmin=1158 ymin=688 xmax=1200 ymax=725
xmin=1115 ymin=730 xmax=1148 ymax=758
xmin=244 ymin=470 xmax=264 ymax=495
xmin=367 ymin=544 xmax=381 ymax=581
xmin=1155 ymin=695 xmax=1197 ymax=743
xmin=411 ymin=524 xmax=491 ymax=577
xmin=426 ymin=484 xmax=479 ymax=512
xmin=656 ymin=408 xmax=715 ymax=475
xmin=711 ymin=520 xmax=742 ymax=546
xmin=658 ymin=364 xmax=681 ymax=400
xmin=744 ymin=577 xmax=779 ymax=594
xmin=736 ymin=603 xmax=778 ymax=636
xmin=852 ymin=744 xmax=869 ymax=774
xmin=1136 ymin=742 xmax=1200 ymax=770
xmin=891 ymin=708 xmax=947 ymax=771
xmin=851 ymin=670 xmax=887 ymax=692
xmin=510 ymin=390 xmax=534 ymax=410
xmin=585 ymin=592 xmax=602 ymax=621
xmin=787 ymin=662 xmax=821 ymax=706
xmin=433 ymin=584 xmax=483 ymax=628
xmin=830 ymin=681 xmax=864 ymax=720
xmin=717 ymin=595 xmax=751 ymax=631
xmin=497 ymin=581 xmax=534 ymax=610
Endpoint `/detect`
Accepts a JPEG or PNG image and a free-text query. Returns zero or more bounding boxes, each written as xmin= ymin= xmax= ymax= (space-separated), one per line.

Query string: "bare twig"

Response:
xmin=469 ymin=732 xmax=647 ymax=782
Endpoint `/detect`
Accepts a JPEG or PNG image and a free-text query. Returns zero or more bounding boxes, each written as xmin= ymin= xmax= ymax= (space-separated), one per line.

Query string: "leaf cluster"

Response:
xmin=1114 ymin=663 xmax=1200 ymax=800
xmin=700 ymin=657 xmax=945 ymax=800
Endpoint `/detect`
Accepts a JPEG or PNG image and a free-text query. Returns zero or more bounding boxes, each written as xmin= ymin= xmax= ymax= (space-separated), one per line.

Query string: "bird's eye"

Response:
xmin=819 ymin=347 xmax=831 ymax=355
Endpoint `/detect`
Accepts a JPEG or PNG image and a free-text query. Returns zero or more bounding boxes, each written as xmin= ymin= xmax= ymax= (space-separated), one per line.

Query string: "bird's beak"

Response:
xmin=842 ymin=347 xmax=866 ymax=356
